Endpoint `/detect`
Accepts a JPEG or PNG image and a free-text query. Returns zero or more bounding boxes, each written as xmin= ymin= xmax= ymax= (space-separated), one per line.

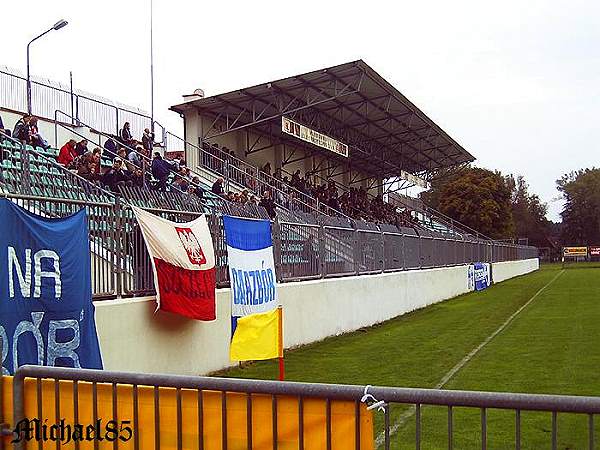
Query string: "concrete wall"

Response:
xmin=492 ymin=258 xmax=539 ymax=283
xmin=94 ymin=259 xmax=538 ymax=376
xmin=1 ymin=108 xmax=100 ymax=149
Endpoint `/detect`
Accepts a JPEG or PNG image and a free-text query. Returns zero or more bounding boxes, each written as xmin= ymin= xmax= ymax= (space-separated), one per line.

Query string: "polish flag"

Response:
xmin=132 ymin=207 xmax=216 ymax=321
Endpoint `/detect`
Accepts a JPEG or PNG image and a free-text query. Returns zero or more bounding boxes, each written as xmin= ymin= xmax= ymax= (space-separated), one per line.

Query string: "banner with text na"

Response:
xmin=223 ymin=216 xmax=282 ymax=361
xmin=0 ymin=199 xmax=103 ymax=375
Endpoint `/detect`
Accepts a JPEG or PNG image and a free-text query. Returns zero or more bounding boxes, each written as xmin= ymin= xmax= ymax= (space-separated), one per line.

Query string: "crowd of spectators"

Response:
xmin=201 ymin=141 xmax=418 ymax=226
xmin=52 ymin=123 xmax=206 ymax=201
xmin=0 ymin=113 xmax=418 ymax=227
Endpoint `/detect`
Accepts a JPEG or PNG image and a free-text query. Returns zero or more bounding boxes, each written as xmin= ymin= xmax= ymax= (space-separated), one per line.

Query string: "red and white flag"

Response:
xmin=132 ymin=207 xmax=216 ymax=321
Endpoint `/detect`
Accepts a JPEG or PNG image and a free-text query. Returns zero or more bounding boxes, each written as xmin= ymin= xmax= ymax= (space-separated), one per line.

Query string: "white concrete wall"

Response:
xmin=94 ymin=259 xmax=538 ymax=376
xmin=492 ymin=258 xmax=539 ymax=283
xmin=1 ymin=108 xmax=100 ymax=149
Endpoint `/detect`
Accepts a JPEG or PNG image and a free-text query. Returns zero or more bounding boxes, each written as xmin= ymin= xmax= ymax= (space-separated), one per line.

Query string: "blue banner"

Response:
xmin=223 ymin=215 xmax=278 ymax=321
xmin=0 ymin=199 xmax=103 ymax=375
xmin=472 ymin=262 xmax=491 ymax=291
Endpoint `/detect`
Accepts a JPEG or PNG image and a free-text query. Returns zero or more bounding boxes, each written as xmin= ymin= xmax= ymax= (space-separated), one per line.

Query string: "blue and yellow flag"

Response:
xmin=223 ymin=216 xmax=282 ymax=361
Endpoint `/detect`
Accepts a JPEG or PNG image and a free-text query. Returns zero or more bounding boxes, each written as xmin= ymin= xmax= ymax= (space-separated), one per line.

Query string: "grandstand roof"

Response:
xmin=171 ymin=60 xmax=475 ymax=179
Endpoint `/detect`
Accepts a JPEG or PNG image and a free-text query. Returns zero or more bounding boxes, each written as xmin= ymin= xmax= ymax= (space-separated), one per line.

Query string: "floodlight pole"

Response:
xmin=26 ymin=19 xmax=68 ymax=115
xmin=150 ymin=0 xmax=155 ymax=132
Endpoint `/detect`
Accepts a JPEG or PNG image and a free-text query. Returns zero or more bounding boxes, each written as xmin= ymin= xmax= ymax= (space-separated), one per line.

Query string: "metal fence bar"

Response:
xmin=10 ymin=366 xmax=600 ymax=450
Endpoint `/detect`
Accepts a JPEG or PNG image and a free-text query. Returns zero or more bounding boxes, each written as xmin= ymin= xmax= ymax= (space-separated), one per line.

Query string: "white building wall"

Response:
xmin=492 ymin=258 xmax=540 ymax=283
xmin=94 ymin=259 xmax=538 ymax=376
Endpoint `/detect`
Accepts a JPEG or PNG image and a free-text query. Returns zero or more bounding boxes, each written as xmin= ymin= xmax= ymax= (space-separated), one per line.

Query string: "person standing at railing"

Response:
xmin=259 ymin=189 xmax=277 ymax=219
xmin=120 ymin=122 xmax=134 ymax=147
xmin=142 ymin=128 xmax=154 ymax=152
xmin=212 ymin=177 xmax=224 ymax=196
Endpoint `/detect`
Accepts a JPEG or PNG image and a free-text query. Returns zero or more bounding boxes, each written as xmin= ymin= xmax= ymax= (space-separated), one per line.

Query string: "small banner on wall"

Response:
xmin=0 ymin=199 xmax=103 ymax=375
xmin=468 ymin=262 xmax=491 ymax=291
xmin=223 ymin=215 xmax=282 ymax=361
xmin=132 ymin=207 xmax=216 ymax=321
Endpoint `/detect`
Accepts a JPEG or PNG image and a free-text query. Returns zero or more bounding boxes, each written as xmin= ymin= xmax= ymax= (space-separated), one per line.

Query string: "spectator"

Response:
xmin=101 ymin=157 xmax=130 ymax=192
xmin=104 ymin=137 xmax=117 ymax=158
xmin=129 ymin=168 xmax=145 ymax=188
xmin=151 ymin=152 xmax=172 ymax=191
xmin=128 ymin=146 xmax=143 ymax=168
xmin=27 ymin=117 xmax=50 ymax=149
xmin=259 ymin=190 xmax=277 ymax=219
xmin=212 ymin=177 xmax=224 ymax=196
xmin=119 ymin=122 xmax=134 ymax=146
xmin=75 ymin=139 xmax=88 ymax=156
xmin=57 ymin=139 xmax=78 ymax=167
xmin=12 ymin=115 xmax=30 ymax=143
xmin=189 ymin=176 xmax=204 ymax=199
xmin=261 ymin=162 xmax=272 ymax=177
xmin=77 ymin=158 xmax=100 ymax=182
xmin=172 ymin=168 xmax=190 ymax=192
xmin=142 ymin=128 xmax=154 ymax=152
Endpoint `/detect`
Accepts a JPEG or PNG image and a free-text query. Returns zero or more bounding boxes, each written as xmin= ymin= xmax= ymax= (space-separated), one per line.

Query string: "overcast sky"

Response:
xmin=4 ymin=0 xmax=599 ymax=221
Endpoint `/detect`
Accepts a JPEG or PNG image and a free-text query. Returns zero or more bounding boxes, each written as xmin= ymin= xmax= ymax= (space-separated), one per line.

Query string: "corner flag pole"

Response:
xmin=278 ymin=306 xmax=284 ymax=381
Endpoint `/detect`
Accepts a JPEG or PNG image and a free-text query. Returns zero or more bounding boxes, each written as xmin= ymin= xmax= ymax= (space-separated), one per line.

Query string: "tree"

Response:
xmin=506 ymin=175 xmax=553 ymax=248
xmin=421 ymin=167 xmax=515 ymax=239
xmin=556 ymin=168 xmax=600 ymax=245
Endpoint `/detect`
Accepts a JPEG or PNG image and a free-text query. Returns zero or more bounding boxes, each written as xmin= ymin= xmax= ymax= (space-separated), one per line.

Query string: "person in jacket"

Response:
xmin=259 ymin=190 xmax=277 ymax=219
xmin=57 ymin=139 xmax=78 ymax=167
xmin=75 ymin=139 xmax=89 ymax=156
xmin=151 ymin=152 xmax=172 ymax=191
xmin=119 ymin=122 xmax=134 ymax=146
xmin=27 ymin=117 xmax=50 ymax=149
xmin=211 ymin=177 xmax=224 ymax=196
xmin=101 ymin=157 xmax=130 ymax=192
xmin=12 ymin=115 xmax=30 ymax=143
xmin=142 ymin=128 xmax=154 ymax=152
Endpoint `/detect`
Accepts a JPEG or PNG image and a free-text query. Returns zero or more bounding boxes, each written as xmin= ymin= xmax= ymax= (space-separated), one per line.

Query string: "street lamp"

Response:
xmin=26 ymin=19 xmax=69 ymax=115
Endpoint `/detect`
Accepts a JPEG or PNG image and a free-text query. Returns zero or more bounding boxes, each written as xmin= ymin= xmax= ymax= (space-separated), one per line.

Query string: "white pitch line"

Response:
xmin=375 ymin=269 xmax=565 ymax=447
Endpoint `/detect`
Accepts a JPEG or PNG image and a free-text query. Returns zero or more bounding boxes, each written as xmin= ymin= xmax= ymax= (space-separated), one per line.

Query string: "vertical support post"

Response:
xmin=318 ymin=222 xmax=326 ymax=279
xmin=114 ymin=197 xmax=123 ymax=297
xmin=353 ymin=228 xmax=360 ymax=275
xmin=278 ymin=306 xmax=284 ymax=381
xmin=380 ymin=230 xmax=385 ymax=273
xmin=22 ymin=142 xmax=31 ymax=195
xmin=272 ymin=219 xmax=283 ymax=283
xmin=69 ymin=71 xmax=74 ymax=126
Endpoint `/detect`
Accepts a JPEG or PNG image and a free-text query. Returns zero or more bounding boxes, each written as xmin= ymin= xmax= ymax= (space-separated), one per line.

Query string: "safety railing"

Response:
xmin=0 ymin=66 xmax=165 ymax=144
xmin=0 ymin=192 xmax=537 ymax=299
xmin=166 ymin=131 xmax=352 ymax=220
xmin=7 ymin=365 xmax=600 ymax=450
xmin=1 ymin=132 xmax=538 ymax=300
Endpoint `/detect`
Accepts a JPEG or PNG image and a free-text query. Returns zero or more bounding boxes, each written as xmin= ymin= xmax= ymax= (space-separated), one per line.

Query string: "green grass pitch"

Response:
xmin=217 ymin=264 xmax=600 ymax=449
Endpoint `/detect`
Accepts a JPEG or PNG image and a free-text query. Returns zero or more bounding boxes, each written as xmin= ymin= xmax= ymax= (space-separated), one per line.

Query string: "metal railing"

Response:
xmin=0 ymin=134 xmax=537 ymax=300
xmin=167 ymin=131 xmax=352 ymax=220
xmin=9 ymin=365 xmax=600 ymax=450
xmin=0 ymin=66 xmax=166 ymax=143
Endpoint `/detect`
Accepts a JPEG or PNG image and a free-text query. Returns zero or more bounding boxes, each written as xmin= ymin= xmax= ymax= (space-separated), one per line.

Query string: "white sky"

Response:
xmin=4 ymin=0 xmax=599 ymax=221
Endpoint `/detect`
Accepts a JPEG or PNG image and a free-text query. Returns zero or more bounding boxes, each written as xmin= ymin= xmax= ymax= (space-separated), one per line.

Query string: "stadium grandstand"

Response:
xmin=0 ymin=60 xmax=537 ymax=300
